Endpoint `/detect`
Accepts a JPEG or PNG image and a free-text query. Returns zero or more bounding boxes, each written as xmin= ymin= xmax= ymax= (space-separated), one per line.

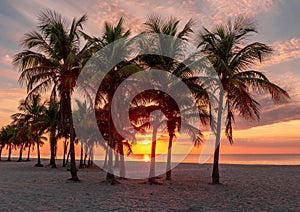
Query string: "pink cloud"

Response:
xmin=262 ymin=38 xmax=300 ymax=67
xmin=0 ymin=55 xmax=12 ymax=67
xmin=206 ymin=0 xmax=280 ymax=23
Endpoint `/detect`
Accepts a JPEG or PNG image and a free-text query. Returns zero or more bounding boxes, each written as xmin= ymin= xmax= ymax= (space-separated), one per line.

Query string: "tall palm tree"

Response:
xmin=197 ymin=16 xmax=290 ymax=184
xmin=138 ymin=15 xmax=210 ymax=182
xmin=13 ymin=10 xmax=94 ymax=180
xmin=92 ymin=18 xmax=137 ymax=184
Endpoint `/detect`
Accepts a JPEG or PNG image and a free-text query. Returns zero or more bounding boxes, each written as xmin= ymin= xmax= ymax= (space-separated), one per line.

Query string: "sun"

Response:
xmin=142 ymin=139 xmax=151 ymax=145
xmin=143 ymin=154 xmax=150 ymax=162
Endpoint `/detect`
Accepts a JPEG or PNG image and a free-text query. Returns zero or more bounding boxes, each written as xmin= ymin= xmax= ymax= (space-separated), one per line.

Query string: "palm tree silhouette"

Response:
xmin=13 ymin=10 xmax=94 ymax=180
xmin=197 ymin=16 xmax=290 ymax=184
xmin=12 ymin=95 xmax=47 ymax=167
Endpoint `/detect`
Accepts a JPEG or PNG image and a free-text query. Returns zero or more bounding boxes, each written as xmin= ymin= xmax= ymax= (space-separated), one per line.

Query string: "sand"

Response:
xmin=0 ymin=159 xmax=299 ymax=211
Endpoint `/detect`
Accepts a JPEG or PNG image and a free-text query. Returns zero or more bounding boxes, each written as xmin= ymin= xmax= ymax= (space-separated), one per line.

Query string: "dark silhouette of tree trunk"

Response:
xmin=60 ymin=89 xmax=78 ymax=181
xmin=212 ymin=144 xmax=220 ymax=184
xmin=79 ymin=146 xmax=84 ymax=168
xmin=211 ymin=90 xmax=224 ymax=184
xmin=49 ymin=129 xmax=57 ymax=168
xmin=106 ymin=114 xmax=119 ymax=184
xmin=103 ymin=146 xmax=108 ymax=169
xmin=148 ymin=126 xmax=158 ymax=183
xmin=63 ymin=138 xmax=68 ymax=167
xmin=87 ymin=157 xmax=91 ymax=167
xmin=7 ymin=143 xmax=12 ymax=161
xmin=65 ymin=149 xmax=71 ymax=168
xmin=18 ymin=144 xmax=24 ymax=162
xmin=166 ymin=133 xmax=174 ymax=180
xmin=84 ymin=153 xmax=87 ymax=167
xmin=26 ymin=144 xmax=31 ymax=161
xmin=119 ymin=142 xmax=125 ymax=179
xmin=114 ymin=151 xmax=119 ymax=168
xmin=0 ymin=145 xmax=3 ymax=160
xmin=69 ymin=126 xmax=78 ymax=180
xmin=35 ymin=134 xmax=43 ymax=167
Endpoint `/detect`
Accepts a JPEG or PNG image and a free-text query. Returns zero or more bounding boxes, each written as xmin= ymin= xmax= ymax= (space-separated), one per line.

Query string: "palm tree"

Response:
xmin=92 ymin=18 xmax=136 ymax=184
xmin=13 ymin=10 xmax=94 ymax=181
xmin=12 ymin=95 xmax=47 ymax=167
xmin=39 ymin=100 xmax=59 ymax=168
xmin=197 ymin=16 xmax=290 ymax=184
xmin=73 ymin=99 xmax=94 ymax=169
xmin=138 ymin=15 xmax=210 ymax=182
xmin=0 ymin=125 xmax=15 ymax=161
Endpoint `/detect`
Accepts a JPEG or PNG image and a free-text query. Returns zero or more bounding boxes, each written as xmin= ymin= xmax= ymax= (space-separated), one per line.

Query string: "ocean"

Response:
xmin=183 ymin=154 xmax=300 ymax=165
xmin=4 ymin=153 xmax=300 ymax=165
xmin=125 ymin=153 xmax=300 ymax=165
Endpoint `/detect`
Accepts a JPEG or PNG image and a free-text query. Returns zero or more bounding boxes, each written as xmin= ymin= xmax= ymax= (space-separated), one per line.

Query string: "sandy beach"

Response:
xmin=0 ymin=160 xmax=299 ymax=211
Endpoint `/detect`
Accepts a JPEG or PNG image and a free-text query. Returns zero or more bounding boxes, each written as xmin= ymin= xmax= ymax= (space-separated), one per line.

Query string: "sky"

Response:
xmin=0 ymin=0 xmax=299 ymax=155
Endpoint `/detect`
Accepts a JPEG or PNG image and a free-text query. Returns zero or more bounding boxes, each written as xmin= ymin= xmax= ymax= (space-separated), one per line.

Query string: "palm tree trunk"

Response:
xmin=49 ymin=129 xmax=57 ymax=168
xmin=166 ymin=133 xmax=174 ymax=180
xmin=79 ymin=146 xmax=84 ymax=168
xmin=69 ymin=126 xmax=79 ymax=181
xmin=7 ymin=143 xmax=12 ymax=161
xmin=148 ymin=126 xmax=158 ymax=183
xmin=106 ymin=145 xmax=115 ymax=183
xmin=106 ymin=115 xmax=116 ymax=184
xmin=212 ymin=143 xmax=220 ymax=184
xmin=66 ymin=148 xmax=71 ymax=166
xmin=119 ymin=142 xmax=125 ymax=179
xmin=18 ymin=144 xmax=24 ymax=162
xmin=26 ymin=144 xmax=31 ymax=161
xmin=0 ymin=145 xmax=2 ymax=160
xmin=35 ymin=134 xmax=43 ymax=167
xmin=62 ymin=90 xmax=79 ymax=181
xmin=114 ymin=151 xmax=119 ymax=168
xmin=212 ymin=90 xmax=224 ymax=184
xmin=84 ymin=153 xmax=87 ymax=167
xmin=63 ymin=139 xmax=68 ymax=167
xmin=103 ymin=146 xmax=108 ymax=169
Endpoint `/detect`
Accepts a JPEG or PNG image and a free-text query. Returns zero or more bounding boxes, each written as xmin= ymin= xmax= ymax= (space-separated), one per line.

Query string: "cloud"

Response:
xmin=232 ymin=97 xmax=300 ymax=130
xmin=261 ymin=38 xmax=300 ymax=67
xmin=206 ymin=0 xmax=280 ymax=21
xmin=77 ymin=0 xmax=281 ymax=37
xmin=0 ymin=54 xmax=12 ymax=67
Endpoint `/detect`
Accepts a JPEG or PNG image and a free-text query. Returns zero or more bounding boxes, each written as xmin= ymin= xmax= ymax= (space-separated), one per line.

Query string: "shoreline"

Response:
xmin=1 ymin=157 xmax=299 ymax=166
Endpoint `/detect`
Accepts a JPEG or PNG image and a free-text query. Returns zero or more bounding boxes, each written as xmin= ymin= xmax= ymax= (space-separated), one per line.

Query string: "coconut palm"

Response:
xmin=38 ymin=100 xmax=59 ymax=168
xmin=91 ymin=17 xmax=139 ymax=184
xmin=136 ymin=15 xmax=211 ymax=183
xmin=0 ymin=125 xmax=15 ymax=161
xmin=197 ymin=16 xmax=290 ymax=184
xmin=12 ymin=95 xmax=47 ymax=166
xmin=13 ymin=10 xmax=94 ymax=180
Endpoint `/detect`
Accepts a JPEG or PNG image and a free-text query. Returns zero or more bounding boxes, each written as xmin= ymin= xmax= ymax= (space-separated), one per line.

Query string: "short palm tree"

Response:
xmin=12 ymin=94 xmax=46 ymax=167
xmin=0 ymin=125 xmax=15 ymax=161
xmin=38 ymin=100 xmax=59 ymax=168
xmin=197 ymin=16 xmax=290 ymax=184
xmin=13 ymin=10 xmax=94 ymax=180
